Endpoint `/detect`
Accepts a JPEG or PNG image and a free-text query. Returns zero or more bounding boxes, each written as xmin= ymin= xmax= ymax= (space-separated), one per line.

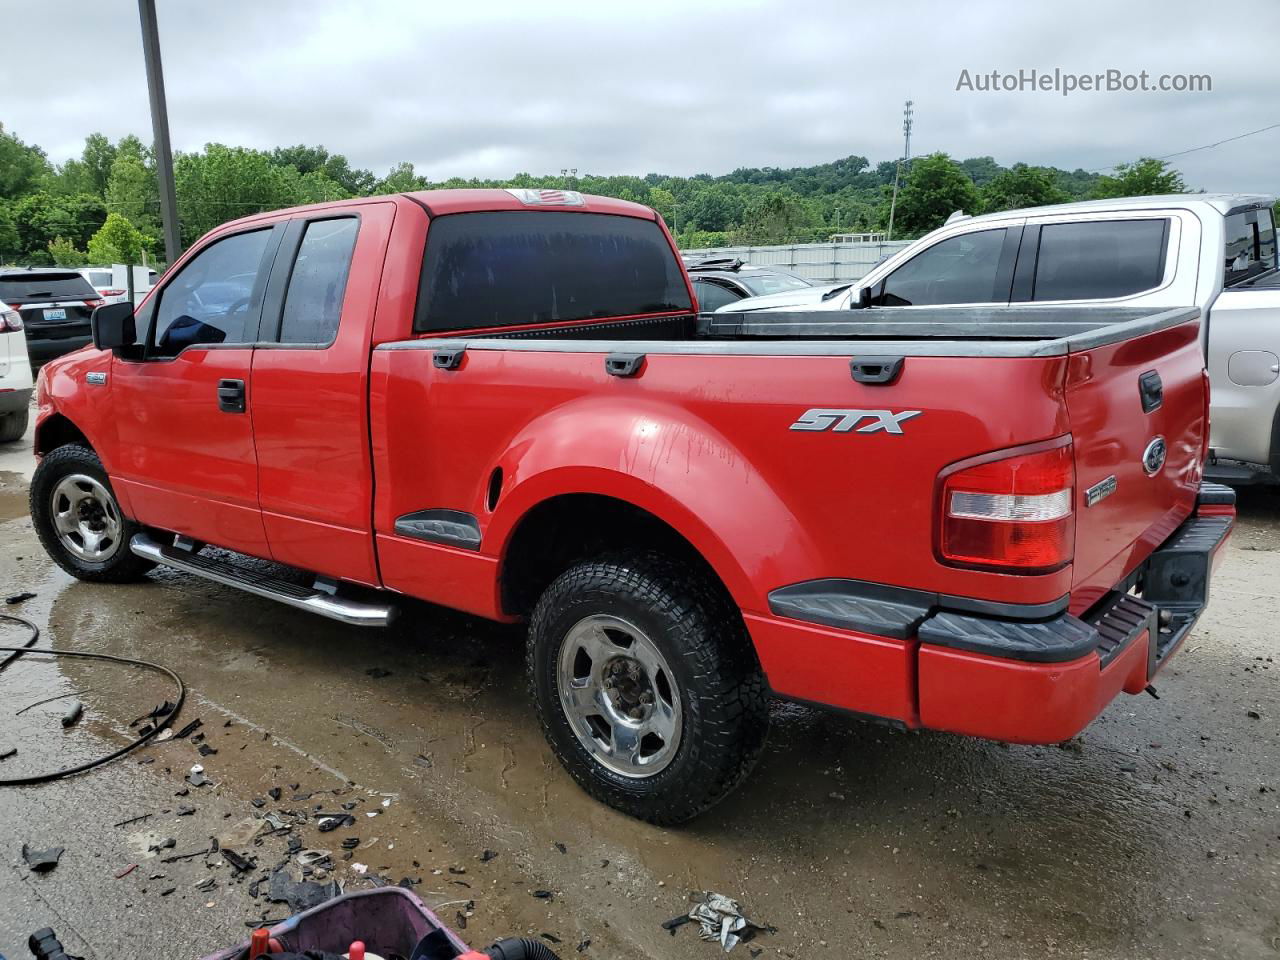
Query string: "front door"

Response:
xmin=110 ymin=224 xmax=283 ymax=558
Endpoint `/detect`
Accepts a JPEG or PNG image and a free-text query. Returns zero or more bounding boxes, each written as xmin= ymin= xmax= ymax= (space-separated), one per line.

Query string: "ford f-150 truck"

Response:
xmin=30 ymin=188 xmax=1234 ymax=823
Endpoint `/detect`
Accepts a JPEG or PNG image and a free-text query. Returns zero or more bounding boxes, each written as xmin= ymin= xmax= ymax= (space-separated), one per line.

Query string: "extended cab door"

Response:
xmin=248 ymin=202 xmax=395 ymax=586
xmin=866 ymin=221 xmax=1023 ymax=307
xmin=110 ymin=224 xmax=283 ymax=557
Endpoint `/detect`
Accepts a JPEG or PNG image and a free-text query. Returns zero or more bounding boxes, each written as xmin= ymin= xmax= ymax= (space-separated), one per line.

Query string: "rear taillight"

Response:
xmin=939 ymin=440 xmax=1075 ymax=573
xmin=102 ymin=289 xmax=126 ymax=297
xmin=85 ymin=298 xmax=105 ymax=309
xmin=0 ymin=309 xmax=21 ymax=332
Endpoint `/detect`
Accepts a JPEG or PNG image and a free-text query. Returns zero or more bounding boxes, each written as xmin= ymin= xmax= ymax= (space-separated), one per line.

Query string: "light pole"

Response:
xmin=138 ymin=0 xmax=181 ymax=265
xmin=886 ymin=99 xmax=914 ymax=242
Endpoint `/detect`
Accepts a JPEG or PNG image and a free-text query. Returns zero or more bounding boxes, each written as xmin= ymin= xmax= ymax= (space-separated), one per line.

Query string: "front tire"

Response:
xmin=528 ymin=552 xmax=769 ymax=824
xmin=30 ymin=444 xmax=156 ymax=582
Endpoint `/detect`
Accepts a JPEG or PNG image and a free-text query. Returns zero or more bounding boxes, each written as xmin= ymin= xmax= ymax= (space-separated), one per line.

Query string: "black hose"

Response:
xmin=0 ymin=612 xmax=39 ymax=672
xmin=484 ymin=938 xmax=563 ymax=960
xmin=0 ymin=630 xmax=185 ymax=786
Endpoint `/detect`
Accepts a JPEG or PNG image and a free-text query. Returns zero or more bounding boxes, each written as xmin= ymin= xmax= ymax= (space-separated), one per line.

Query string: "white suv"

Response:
xmin=0 ymin=305 xmax=34 ymax=442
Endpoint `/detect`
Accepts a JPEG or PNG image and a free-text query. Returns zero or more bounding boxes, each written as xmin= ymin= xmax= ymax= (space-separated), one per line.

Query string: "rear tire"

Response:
xmin=0 ymin=408 xmax=27 ymax=443
xmin=528 ymin=552 xmax=769 ymax=824
xmin=30 ymin=444 xmax=156 ymax=583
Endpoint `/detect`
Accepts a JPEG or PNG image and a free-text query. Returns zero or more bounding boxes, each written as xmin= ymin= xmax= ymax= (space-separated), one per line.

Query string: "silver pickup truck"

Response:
xmin=726 ymin=194 xmax=1280 ymax=485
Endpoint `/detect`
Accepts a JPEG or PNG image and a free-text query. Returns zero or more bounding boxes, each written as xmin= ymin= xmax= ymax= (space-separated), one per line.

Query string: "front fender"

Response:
xmin=486 ymin=396 xmax=821 ymax=613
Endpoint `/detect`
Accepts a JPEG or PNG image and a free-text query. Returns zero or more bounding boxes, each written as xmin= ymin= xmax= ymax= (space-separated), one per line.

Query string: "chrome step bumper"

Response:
xmin=130 ymin=533 xmax=396 ymax=627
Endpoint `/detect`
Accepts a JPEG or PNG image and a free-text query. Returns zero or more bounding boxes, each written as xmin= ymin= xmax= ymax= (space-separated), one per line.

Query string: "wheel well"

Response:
xmin=500 ymin=494 xmax=732 ymax=617
xmin=34 ymin=414 xmax=90 ymax=457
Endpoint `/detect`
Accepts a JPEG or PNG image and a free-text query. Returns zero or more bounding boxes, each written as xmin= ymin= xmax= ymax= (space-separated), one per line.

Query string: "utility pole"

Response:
xmin=886 ymin=99 xmax=914 ymax=242
xmin=138 ymin=0 xmax=181 ymax=265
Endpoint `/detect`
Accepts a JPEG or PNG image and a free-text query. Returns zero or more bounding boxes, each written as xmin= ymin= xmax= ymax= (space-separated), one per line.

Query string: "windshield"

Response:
xmin=83 ymin=270 xmax=113 ymax=287
xmin=739 ymin=273 xmax=811 ymax=296
xmin=0 ymin=273 xmax=98 ymax=303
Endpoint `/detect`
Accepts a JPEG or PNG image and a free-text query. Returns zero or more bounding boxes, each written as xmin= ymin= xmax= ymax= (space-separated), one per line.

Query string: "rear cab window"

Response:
xmin=278 ymin=218 xmax=360 ymax=345
xmin=1029 ymin=219 xmax=1169 ymax=301
xmin=1224 ymin=207 xmax=1278 ymax=287
xmin=414 ymin=211 xmax=691 ymax=332
xmin=0 ymin=273 xmax=98 ymax=304
xmin=875 ymin=228 xmax=1014 ymax=306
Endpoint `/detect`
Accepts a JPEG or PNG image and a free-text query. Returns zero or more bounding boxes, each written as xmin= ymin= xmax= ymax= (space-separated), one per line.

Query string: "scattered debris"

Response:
xmin=554 ymin=842 xmax=567 ymax=854
xmin=4 ymin=592 xmax=36 ymax=604
xmin=267 ymin=869 xmax=339 ymax=913
xmin=154 ymin=728 xmax=174 ymax=743
xmin=187 ymin=764 xmax=209 ymax=787
xmin=365 ymin=668 xmax=392 ymax=679
xmin=194 ymin=875 xmax=216 ymax=892
xmin=149 ymin=837 xmax=177 ymax=853
xmin=222 ymin=849 xmax=255 ymax=874
xmin=160 ymin=886 xmax=176 ymax=897
xmin=672 ymin=892 xmax=773 ymax=953
xmin=115 ymin=863 xmax=138 ymax=879
xmin=318 ymin=814 xmax=355 ymax=832
xmin=60 ymin=701 xmax=83 ymax=728
xmin=532 ymin=889 xmax=554 ymax=900
xmin=173 ymin=718 xmax=203 ymax=740
xmin=15 ymin=689 xmax=92 ymax=716
xmin=0 ymin=744 xmax=16 ymax=761
xmin=175 ymin=804 xmax=196 ymax=817
xmin=197 ymin=743 xmax=217 ymax=757
xmin=268 ymin=786 xmax=282 ymax=801
xmin=350 ymin=862 xmax=368 ymax=875
xmin=541 ymin=933 xmax=562 ymax=944
xmin=296 ymin=850 xmax=332 ymax=868
xmin=22 ymin=844 xmax=64 ymax=874
xmin=480 ymin=849 xmax=498 ymax=862
xmin=1248 ymin=710 xmax=1262 ymax=720
xmin=341 ymin=838 xmax=360 ymax=850
xmin=250 ymin=797 xmax=266 ymax=808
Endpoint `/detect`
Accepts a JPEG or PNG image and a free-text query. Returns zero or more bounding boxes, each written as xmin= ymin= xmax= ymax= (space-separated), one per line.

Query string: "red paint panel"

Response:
xmin=744 ymin=613 xmax=918 ymax=725
xmin=917 ymin=631 xmax=1150 ymax=744
xmin=376 ymin=534 xmax=507 ymax=621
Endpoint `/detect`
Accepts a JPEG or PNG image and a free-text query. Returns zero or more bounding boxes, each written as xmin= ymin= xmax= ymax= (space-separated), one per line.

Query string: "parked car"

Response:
xmin=76 ymin=266 xmax=129 ymax=305
xmin=725 ymin=194 xmax=1280 ymax=486
xmin=682 ymin=256 xmax=812 ymax=310
xmin=30 ymin=188 xmax=1232 ymax=823
xmin=0 ymin=268 xmax=102 ymax=364
xmin=0 ymin=303 xmax=34 ymax=442
xmin=76 ymin=265 xmax=160 ymax=306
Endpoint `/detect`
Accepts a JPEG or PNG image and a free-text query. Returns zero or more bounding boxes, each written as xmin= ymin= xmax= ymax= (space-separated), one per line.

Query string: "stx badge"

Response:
xmin=789 ymin=408 xmax=922 ymax=435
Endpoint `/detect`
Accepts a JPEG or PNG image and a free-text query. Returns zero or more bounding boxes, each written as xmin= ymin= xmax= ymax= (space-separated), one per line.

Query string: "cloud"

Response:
xmin=3 ymin=0 xmax=1277 ymax=191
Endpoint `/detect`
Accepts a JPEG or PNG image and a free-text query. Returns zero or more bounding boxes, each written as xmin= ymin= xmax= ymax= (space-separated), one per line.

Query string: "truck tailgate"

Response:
xmin=1064 ymin=319 xmax=1206 ymax=613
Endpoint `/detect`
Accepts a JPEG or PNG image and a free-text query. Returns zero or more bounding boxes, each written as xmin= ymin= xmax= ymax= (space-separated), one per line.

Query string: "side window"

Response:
xmin=279 ymin=218 xmax=360 ymax=345
xmin=151 ymin=229 xmax=272 ymax=357
xmin=693 ymin=279 xmax=743 ymax=312
xmin=1032 ymin=219 xmax=1167 ymax=301
xmin=1224 ymin=209 xmax=1278 ymax=287
xmin=878 ymin=229 xmax=1008 ymax=306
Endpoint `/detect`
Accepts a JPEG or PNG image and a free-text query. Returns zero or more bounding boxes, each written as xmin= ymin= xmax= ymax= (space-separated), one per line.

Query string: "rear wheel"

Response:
xmin=0 ymin=408 xmax=27 ymax=443
xmin=528 ymin=552 xmax=769 ymax=824
xmin=30 ymin=444 xmax=155 ymax=582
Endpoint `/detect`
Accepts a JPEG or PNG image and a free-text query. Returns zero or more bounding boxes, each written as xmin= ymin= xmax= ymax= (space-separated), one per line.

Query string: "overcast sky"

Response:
xmin=5 ymin=0 xmax=1278 ymax=192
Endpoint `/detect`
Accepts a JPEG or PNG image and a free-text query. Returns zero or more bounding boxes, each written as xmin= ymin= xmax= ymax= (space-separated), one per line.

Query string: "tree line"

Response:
xmin=0 ymin=122 xmax=1234 ymax=268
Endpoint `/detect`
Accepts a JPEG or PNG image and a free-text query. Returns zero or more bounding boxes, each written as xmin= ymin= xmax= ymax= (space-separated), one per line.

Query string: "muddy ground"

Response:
xmin=1 ymin=420 xmax=1278 ymax=960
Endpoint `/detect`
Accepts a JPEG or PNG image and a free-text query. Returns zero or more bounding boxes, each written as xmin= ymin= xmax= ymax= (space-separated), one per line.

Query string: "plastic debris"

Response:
xmin=115 ymin=863 xmax=137 ymax=879
xmin=365 ymin=668 xmax=391 ymax=679
xmin=222 ymin=849 xmax=255 ymax=873
xmin=267 ymin=868 xmax=339 ymax=913
xmin=350 ymin=862 xmax=368 ymax=875
xmin=4 ymin=592 xmax=36 ymax=604
xmin=22 ymin=844 xmax=63 ymax=873
xmin=0 ymin=744 xmax=16 ymax=761
xmin=175 ymin=804 xmax=196 ymax=816
xmin=296 ymin=849 xmax=331 ymax=867
xmin=675 ymin=892 xmax=772 ymax=953
xmin=268 ymin=786 xmax=282 ymax=801
xmin=173 ymin=718 xmax=202 ymax=740
xmin=60 ymin=702 xmax=83 ymax=728
xmin=187 ymin=764 xmax=209 ymax=787
xmin=318 ymin=814 xmax=355 ymax=832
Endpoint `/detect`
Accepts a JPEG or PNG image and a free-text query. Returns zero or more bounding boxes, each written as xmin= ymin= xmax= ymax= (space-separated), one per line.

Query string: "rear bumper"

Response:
xmin=0 ymin=387 xmax=32 ymax=414
xmin=754 ymin=482 xmax=1235 ymax=743
xmin=26 ymin=333 xmax=92 ymax=365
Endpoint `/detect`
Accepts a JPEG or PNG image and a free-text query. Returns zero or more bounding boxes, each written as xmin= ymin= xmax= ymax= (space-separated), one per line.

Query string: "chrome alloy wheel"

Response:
xmin=49 ymin=473 xmax=123 ymax=563
xmin=556 ymin=614 xmax=682 ymax=777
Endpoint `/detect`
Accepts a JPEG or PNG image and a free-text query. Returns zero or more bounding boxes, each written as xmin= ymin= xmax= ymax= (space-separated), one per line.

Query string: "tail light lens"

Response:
xmin=939 ymin=440 xmax=1075 ymax=573
xmin=1 ymin=309 xmax=21 ymax=332
xmin=84 ymin=298 xmax=105 ymax=309
xmin=101 ymin=289 xmax=127 ymax=297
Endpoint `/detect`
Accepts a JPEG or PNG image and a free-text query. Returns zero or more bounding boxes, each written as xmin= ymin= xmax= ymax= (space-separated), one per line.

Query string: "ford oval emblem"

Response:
xmin=1142 ymin=436 xmax=1167 ymax=476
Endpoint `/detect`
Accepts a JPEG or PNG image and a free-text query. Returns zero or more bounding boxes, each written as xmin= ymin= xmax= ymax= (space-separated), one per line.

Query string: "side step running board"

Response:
xmin=130 ymin=533 xmax=396 ymax=627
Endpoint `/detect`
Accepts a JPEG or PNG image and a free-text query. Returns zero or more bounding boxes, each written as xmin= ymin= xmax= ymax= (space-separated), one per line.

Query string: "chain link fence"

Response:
xmin=679 ymin=238 xmax=913 ymax=284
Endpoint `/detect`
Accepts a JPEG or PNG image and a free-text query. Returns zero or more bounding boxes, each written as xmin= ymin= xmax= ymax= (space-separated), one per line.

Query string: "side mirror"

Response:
xmin=91 ymin=301 xmax=136 ymax=352
xmin=851 ymin=286 xmax=873 ymax=310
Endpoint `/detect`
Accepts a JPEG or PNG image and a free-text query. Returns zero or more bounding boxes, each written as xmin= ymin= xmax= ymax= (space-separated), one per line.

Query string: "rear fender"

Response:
xmin=487 ymin=396 xmax=821 ymax=612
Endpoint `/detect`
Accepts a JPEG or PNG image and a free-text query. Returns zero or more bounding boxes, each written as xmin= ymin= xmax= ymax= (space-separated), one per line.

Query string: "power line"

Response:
xmin=1087 ymin=121 xmax=1280 ymax=173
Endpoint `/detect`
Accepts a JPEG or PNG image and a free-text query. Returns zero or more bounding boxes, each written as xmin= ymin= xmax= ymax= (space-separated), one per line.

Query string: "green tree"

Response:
xmin=106 ymin=136 xmax=159 ymax=228
xmin=46 ymin=236 xmax=87 ymax=266
xmin=979 ymin=163 xmax=1071 ymax=213
xmin=87 ymin=212 xmax=145 ymax=264
xmin=0 ymin=125 xmax=52 ymax=199
xmin=270 ymin=145 xmax=375 ymax=195
xmin=12 ymin=192 xmax=107 ymax=258
xmin=0 ymin=202 xmax=19 ymax=263
xmin=1089 ymin=158 xmax=1188 ymax=199
xmin=960 ymin=156 xmax=1005 ymax=187
xmin=375 ymin=161 xmax=426 ymax=194
xmin=649 ymin=186 xmax=676 ymax=226
xmin=730 ymin=191 xmax=816 ymax=244
xmin=174 ymin=144 xmax=301 ymax=243
xmin=891 ymin=153 xmax=979 ymax=236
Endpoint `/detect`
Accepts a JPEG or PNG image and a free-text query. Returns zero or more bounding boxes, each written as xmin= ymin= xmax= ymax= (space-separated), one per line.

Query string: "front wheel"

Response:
xmin=30 ymin=444 xmax=156 ymax=582
xmin=527 ymin=552 xmax=769 ymax=824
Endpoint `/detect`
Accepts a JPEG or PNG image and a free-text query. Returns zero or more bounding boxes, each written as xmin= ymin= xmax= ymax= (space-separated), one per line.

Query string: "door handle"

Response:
xmin=217 ymin=378 xmax=246 ymax=414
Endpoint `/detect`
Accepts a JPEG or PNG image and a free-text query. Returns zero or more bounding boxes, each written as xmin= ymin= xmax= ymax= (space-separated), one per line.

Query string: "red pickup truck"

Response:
xmin=30 ymin=189 xmax=1233 ymax=823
